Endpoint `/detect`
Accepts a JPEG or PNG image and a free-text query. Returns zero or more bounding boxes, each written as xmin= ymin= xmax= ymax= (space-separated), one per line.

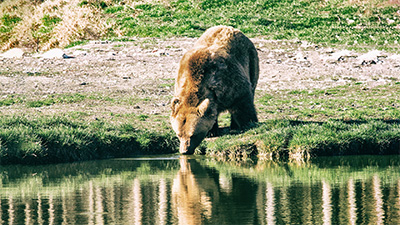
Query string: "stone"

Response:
xmin=40 ymin=48 xmax=73 ymax=59
xmin=0 ymin=48 xmax=24 ymax=58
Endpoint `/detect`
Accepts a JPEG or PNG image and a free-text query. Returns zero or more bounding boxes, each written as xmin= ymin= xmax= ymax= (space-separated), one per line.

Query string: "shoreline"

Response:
xmin=1 ymin=115 xmax=400 ymax=165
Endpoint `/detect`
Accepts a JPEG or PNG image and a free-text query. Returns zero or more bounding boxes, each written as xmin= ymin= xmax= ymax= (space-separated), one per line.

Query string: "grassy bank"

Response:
xmin=204 ymin=83 xmax=400 ymax=160
xmin=204 ymin=119 xmax=400 ymax=161
xmin=1 ymin=0 xmax=400 ymax=51
xmin=1 ymin=83 xmax=400 ymax=164
xmin=1 ymin=0 xmax=400 ymax=164
xmin=0 ymin=116 xmax=178 ymax=165
xmin=3 ymin=115 xmax=400 ymax=164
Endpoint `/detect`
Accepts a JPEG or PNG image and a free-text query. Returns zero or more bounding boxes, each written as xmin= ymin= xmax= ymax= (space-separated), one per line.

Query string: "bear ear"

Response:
xmin=171 ymin=97 xmax=180 ymax=112
xmin=197 ymin=98 xmax=210 ymax=117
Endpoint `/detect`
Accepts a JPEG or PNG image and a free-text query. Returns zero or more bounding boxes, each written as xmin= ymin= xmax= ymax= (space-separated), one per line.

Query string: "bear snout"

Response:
xmin=179 ymin=139 xmax=195 ymax=155
xmin=179 ymin=133 xmax=205 ymax=155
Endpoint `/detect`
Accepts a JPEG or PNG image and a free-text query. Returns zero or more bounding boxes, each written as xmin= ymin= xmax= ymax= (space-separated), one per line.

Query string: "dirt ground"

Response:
xmin=1 ymin=38 xmax=400 ymax=118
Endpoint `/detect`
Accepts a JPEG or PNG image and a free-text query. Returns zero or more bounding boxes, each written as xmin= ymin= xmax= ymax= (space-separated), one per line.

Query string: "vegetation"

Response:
xmin=1 ymin=0 xmax=400 ymax=164
xmin=256 ymin=83 xmax=400 ymax=121
xmin=0 ymin=116 xmax=178 ymax=165
xmin=205 ymin=119 xmax=400 ymax=161
xmin=1 ymin=0 xmax=400 ymax=51
xmin=0 ymin=0 xmax=109 ymax=50
xmin=204 ymin=83 xmax=400 ymax=160
xmin=0 ymin=83 xmax=399 ymax=164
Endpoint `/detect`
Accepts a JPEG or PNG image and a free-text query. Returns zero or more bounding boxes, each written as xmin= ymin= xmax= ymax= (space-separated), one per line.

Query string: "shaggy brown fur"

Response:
xmin=171 ymin=25 xmax=259 ymax=154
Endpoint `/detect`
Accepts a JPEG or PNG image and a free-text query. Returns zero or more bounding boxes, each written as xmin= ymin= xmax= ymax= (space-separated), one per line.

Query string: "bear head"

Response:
xmin=170 ymin=98 xmax=217 ymax=154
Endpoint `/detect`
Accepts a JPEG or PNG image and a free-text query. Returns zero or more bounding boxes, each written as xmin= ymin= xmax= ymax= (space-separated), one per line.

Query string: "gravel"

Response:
xmin=1 ymin=38 xmax=400 ymax=117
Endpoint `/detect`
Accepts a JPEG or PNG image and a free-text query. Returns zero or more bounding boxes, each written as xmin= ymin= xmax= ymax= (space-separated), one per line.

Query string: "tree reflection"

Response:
xmin=322 ymin=181 xmax=331 ymax=225
xmin=0 ymin=157 xmax=399 ymax=224
xmin=347 ymin=179 xmax=357 ymax=225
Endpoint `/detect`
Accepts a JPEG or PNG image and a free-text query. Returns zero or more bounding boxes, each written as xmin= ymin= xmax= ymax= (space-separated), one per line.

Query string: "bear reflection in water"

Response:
xmin=172 ymin=156 xmax=258 ymax=224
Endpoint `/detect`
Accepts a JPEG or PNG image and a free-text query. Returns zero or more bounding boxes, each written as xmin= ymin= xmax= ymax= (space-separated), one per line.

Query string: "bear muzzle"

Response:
xmin=179 ymin=139 xmax=195 ymax=155
xmin=179 ymin=132 xmax=206 ymax=155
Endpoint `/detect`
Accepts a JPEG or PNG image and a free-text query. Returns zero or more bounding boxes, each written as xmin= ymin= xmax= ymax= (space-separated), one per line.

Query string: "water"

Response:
xmin=0 ymin=155 xmax=400 ymax=224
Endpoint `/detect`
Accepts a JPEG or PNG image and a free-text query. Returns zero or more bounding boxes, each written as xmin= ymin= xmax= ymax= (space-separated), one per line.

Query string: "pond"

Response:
xmin=0 ymin=155 xmax=399 ymax=224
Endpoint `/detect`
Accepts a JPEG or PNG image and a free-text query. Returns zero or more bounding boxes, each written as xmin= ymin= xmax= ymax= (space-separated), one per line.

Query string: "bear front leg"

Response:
xmin=207 ymin=118 xmax=219 ymax=137
xmin=229 ymin=97 xmax=258 ymax=130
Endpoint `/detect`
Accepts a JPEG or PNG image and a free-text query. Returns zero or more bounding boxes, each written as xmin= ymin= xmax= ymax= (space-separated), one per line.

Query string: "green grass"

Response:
xmin=0 ymin=116 xmax=178 ymax=165
xmin=103 ymin=0 xmax=400 ymax=51
xmin=204 ymin=84 xmax=400 ymax=160
xmin=0 ymin=93 xmax=89 ymax=108
xmin=26 ymin=93 xmax=87 ymax=107
xmin=256 ymin=83 xmax=400 ymax=121
xmin=0 ymin=14 xmax=21 ymax=32
xmin=1 ymin=1 xmax=400 ymax=163
xmin=0 ymin=14 xmax=21 ymax=43
xmin=2 ymin=0 xmax=400 ymax=50
xmin=2 ymin=84 xmax=400 ymax=164
xmin=32 ymin=14 xmax=63 ymax=46
xmin=0 ymin=92 xmax=157 ymax=108
xmin=65 ymin=40 xmax=89 ymax=49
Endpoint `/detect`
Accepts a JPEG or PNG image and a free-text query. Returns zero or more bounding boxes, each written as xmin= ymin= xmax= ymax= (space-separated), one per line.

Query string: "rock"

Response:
xmin=388 ymin=54 xmax=400 ymax=60
xmin=0 ymin=48 xmax=24 ymax=58
xmin=293 ymin=52 xmax=308 ymax=62
xmin=332 ymin=50 xmax=353 ymax=59
xmin=346 ymin=18 xmax=355 ymax=24
xmin=92 ymin=40 xmax=111 ymax=44
xmin=324 ymin=48 xmax=334 ymax=53
xmin=40 ymin=48 xmax=73 ymax=59
xmin=40 ymin=48 xmax=64 ymax=58
xmin=357 ymin=50 xmax=385 ymax=65
xmin=300 ymin=41 xmax=310 ymax=48
xmin=63 ymin=54 xmax=74 ymax=59
xmin=150 ymin=49 xmax=169 ymax=57
xmin=387 ymin=18 xmax=395 ymax=25
xmin=73 ymin=50 xmax=87 ymax=56
xmin=322 ymin=50 xmax=354 ymax=63
xmin=361 ymin=60 xmax=377 ymax=66
xmin=107 ymin=52 xmax=116 ymax=56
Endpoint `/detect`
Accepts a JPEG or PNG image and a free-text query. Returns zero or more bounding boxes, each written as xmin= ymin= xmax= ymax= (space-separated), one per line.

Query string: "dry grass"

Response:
xmin=0 ymin=0 xmax=111 ymax=51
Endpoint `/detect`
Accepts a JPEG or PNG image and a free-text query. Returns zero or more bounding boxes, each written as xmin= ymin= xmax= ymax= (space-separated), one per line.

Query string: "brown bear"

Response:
xmin=170 ymin=25 xmax=259 ymax=154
